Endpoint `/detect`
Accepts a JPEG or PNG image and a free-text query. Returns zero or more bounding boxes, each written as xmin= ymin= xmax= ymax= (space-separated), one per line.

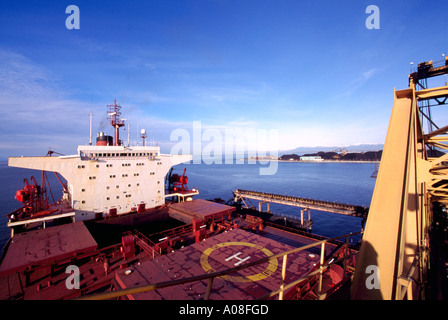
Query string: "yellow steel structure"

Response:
xmin=351 ymin=64 xmax=448 ymax=299
xmin=70 ymin=59 xmax=448 ymax=301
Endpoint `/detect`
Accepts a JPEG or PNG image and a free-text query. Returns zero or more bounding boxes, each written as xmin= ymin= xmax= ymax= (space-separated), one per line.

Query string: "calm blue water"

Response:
xmin=0 ymin=160 xmax=377 ymax=249
xmin=178 ymin=161 xmax=375 ymax=242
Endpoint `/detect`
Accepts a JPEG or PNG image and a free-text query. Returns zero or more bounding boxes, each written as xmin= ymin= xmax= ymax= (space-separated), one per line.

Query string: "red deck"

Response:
xmin=168 ymin=199 xmax=236 ymax=224
xmin=0 ymin=222 xmax=97 ymax=276
xmin=115 ymin=228 xmax=320 ymax=300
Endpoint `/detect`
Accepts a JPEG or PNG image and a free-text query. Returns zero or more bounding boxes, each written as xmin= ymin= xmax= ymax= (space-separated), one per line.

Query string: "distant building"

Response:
xmin=248 ymin=155 xmax=279 ymax=161
xmin=300 ymin=156 xmax=323 ymax=162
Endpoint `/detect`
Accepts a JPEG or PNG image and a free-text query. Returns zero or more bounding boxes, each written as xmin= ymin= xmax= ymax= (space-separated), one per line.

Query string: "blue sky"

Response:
xmin=0 ymin=0 xmax=447 ymax=158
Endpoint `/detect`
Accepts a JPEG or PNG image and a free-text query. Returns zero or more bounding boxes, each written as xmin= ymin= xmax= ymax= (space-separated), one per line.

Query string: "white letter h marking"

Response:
xmin=225 ymin=252 xmax=251 ymax=266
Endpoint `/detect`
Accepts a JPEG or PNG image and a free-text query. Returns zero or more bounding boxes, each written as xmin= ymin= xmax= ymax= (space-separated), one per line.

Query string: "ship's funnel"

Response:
xmin=96 ymin=132 xmax=113 ymax=146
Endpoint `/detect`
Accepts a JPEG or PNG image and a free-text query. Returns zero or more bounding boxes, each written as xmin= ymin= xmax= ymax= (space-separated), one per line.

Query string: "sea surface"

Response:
xmin=0 ymin=160 xmax=377 ymax=249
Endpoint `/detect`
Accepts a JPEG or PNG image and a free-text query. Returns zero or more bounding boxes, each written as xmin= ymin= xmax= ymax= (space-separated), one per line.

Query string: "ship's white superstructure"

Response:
xmin=8 ymin=145 xmax=192 ymax=221
xmin=7 ymin=99 xmax=195 ymax=223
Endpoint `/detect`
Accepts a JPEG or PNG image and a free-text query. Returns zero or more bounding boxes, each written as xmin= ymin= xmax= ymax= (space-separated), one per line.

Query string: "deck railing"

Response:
xmin=76 ymin=231 xmax=362 ymax=301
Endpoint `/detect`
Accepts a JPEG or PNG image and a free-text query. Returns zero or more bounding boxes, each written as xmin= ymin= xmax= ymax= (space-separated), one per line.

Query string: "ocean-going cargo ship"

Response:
xmin=6 ymin=99 xmax=198 ymax=235
xmin=1 ymin=57 xmax=448 ymax=301
xmin=0 ymin=99 xmax=360 ymax=301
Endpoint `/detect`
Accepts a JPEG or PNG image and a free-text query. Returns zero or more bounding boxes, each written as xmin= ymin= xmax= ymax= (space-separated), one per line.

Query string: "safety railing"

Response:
xmin=125 ymin=230 xmax=161 ymax=259
xmin=76 ymin=231 xmax=362 ymax=301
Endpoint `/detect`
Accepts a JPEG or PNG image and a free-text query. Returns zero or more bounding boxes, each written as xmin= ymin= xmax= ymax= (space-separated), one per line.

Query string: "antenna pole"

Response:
xmin=107 ymin=98 xmax=125 ymax=146
xmin=141 ymin=129 xmax=147 ymax=146
xmin=89 ymin=111 xmax=93 ymax=145
xmin=128 ymin=123 xmax=130 ymax=147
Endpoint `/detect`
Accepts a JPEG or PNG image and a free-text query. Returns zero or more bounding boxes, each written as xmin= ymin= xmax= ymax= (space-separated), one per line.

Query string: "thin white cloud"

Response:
xmin=0 ymin=47 xmax=387 ymax=159
xmin=0 ymin=49 xmax=93 ymax=156
xmin=345 ymin=67 xmax=378 ymax=95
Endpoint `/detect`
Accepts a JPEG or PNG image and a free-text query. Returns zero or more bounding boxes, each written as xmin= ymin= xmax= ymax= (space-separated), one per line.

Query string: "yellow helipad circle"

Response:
xmin=200 ymin=241 xmax=278 ymax=283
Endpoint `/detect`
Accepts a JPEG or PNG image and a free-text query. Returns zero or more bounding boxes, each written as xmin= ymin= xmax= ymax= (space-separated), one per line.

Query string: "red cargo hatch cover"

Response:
xmin=0 ymin=222 xmax=98 ymax=276
xmin=115 ymin=228 xmax=319 ymax=300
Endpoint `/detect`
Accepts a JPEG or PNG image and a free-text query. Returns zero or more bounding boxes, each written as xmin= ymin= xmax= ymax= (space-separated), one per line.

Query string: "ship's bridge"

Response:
xmin=77 ymin=145 xmax=161 ymax=160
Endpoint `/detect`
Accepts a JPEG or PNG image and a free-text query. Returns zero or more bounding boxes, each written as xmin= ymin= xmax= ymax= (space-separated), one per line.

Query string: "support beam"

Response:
xmin=351 ymin=77 xmax=448 ymax=299
xmin=351 ymin=86 xmax=424 ymax=299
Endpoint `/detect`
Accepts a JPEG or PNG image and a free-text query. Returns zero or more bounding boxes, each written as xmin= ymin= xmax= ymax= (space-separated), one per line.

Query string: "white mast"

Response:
xmin=89 ymin=111 xmax=93 ymax=145
xmin=128 ymin=122 xmax=130 ymax=147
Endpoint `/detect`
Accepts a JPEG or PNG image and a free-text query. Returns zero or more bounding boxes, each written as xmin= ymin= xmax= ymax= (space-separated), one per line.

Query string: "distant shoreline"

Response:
xmin=277 ymin=160 xmax=380 ymax=163
xmin=244 ymin=158 xmax=380 ymax=164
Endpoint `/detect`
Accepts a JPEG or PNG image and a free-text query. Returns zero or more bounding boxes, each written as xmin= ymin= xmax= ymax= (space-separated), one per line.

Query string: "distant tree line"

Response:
xmin=280 ymin=150 xmax=382 ymax=161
